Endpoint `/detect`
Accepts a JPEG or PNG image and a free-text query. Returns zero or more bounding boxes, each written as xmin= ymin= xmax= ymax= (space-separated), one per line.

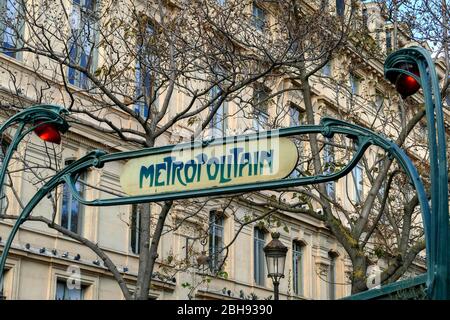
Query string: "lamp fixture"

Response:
xmin=33 ymin=122 xmax=62 ymax=144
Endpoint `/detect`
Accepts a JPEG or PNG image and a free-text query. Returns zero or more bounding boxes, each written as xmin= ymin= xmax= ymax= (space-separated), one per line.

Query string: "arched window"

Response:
xmin=328 ymin=250 xmax=339 ymax=299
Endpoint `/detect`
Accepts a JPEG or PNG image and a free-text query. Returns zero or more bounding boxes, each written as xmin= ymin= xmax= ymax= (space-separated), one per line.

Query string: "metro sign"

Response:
xmin=120 ymin=135 xmax=299 ymax=196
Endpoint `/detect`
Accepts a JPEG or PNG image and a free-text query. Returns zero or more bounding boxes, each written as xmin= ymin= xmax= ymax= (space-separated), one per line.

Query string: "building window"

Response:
xmin=323 ymin=138 xmax=336 ymax=199
xmin=61 ymin=159 xmax=85 ymax=234
xmin=349 ymin=73 xmax=360 ymax=95
xmin=362 ymin=8 xmax=368 ymax=29
xmin=0 ymin=0 xmax=20 ymax=58
xmin=374 ymin=90 xmax=384 ymax=111
xmin=209 ymin=86 xmax=228 ymax=137
xmin=252 ymin=2 xmax=266 ymax=31
xmin=326 ymin=180 xmax=336 ymax=200
xmin=209 ymin=210 xmax=224 ymax=272
xmin=130 ymin=204 xmax=141 ymax=255
xmin=254 ymin=227 xmax=265 ymax=286
xmin=183 ymin=237 xmax=195 ymax=263
xmin=135 ymin=23 xmax=157 ymax=119
xmin=292 ymin=241 xmax=304 ymax=296
xmin=328 ymin=251 xmax=338 ymax=299
xmin=0 ymin=268 xmax=8 ymax=299
xmin=0 ymin=142 xmax=7 ymax=216
xmin=321 ymin=60 xmax=332 ymax=77
xmin=386 ymin=30 xmax=392 ymax=53
xmin=352 ymin=164 xmax=363 ymax=204
xmin=289 ymin=104 xmax=303 ymax=178
xmin=253 ymin=85 xmax=270 ymax=131
xmin=289 ymin=105 xmax=303 ymax=127
xmin=336 ymin=0 xmax=345 ymax=17
xmin=55 ymin=279 xmax=86 ymax=300
xmin=68 ymin=0 xmax=98 ymax=89
xmin=378 ymin=158 xmax=387 ymax=198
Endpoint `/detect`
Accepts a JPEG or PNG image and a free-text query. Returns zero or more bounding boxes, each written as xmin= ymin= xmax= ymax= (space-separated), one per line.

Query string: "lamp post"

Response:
xmin=264 ymin=232 xmax=288 ymax=300
xmin=384 ymin=46 xmax=449 ymax=300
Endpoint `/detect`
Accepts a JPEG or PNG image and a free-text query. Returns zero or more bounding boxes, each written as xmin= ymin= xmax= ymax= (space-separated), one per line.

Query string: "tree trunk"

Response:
xmin=134 ymin=202 xmax=152 ymax=300
xmin=135 ymin=201 xmax=173 ymax=300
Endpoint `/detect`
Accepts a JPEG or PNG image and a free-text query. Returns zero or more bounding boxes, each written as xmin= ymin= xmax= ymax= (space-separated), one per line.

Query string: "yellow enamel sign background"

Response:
xmin=120 ymin=136 xmax=298 ymax=196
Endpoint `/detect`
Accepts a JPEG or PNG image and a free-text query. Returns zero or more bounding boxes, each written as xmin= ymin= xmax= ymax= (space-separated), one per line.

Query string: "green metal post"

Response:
xmin=385 ymin=46 xmax=449 ymax=299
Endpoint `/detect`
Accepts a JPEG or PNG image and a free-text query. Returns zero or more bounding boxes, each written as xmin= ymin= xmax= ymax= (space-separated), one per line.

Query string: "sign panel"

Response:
xmin=120 ymin=136 xmax=298 ymax=197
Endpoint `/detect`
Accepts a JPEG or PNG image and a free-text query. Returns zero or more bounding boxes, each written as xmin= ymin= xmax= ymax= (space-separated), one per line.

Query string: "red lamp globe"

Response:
xmin=394 ymin=63 xmax=421 ymax=98
xmin=34 ymin=122 xmax=62 ymax=144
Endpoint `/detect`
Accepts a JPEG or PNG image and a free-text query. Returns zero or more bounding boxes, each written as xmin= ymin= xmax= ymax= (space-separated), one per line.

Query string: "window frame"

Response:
xmin=336 ymin=0 xmax=345 ymax=17
xmin=253 ymin=227 xmax=266 ymax=286
xmin=362 ymin=7 xmax=368 ymax=29
xmin=134 ymin=22 xmax=158 ymax=119
xmin=0 ymin=140 xmax=8 ymax=216
xmin=289 ymin=104 xmax=302 ymax=127
xmin=252 ymin=2 xmax=266 ymax=31
xmin=292 ymin=241 xmax=305 ymax=296
xmin=253 ymin=84 xmax=270 ymax=131
xmin=328 ymin=252 xmax=338 ymax=299
xmin=349 ymin=73 xmax=361 ymax=96
xmin=321 ymin=60 xmax=332 ymax=77
xmin=351 ymin=163 xmax=364 ymax=204
xmin=385 ymin=30 xmax=392 ymax=53
xmin=67 ymin=0 xmax=99 ymax=89
xmin=0 ymin=0 xmax=23 ymax=59
xmin=130 ymin=204 xmax=142 ymax=255
xmin=323 ymin=137 xmax=336 ymax=200
xmin=55 ymin=278 xmax=87 ymax=300
xmin=209 ymin=85 xmax=228 ymax=137
xmin=208 ymin=210 xmax=225 ymax=272
xmin=374 ymin=89 xmax=384 ymax=111
xmin=60 ymin=159 xmax=85 ymax=234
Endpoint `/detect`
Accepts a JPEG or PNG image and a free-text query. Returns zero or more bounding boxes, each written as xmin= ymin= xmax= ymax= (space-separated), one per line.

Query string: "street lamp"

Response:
xmin=264 ymin=232 xmax=288 ymax=300
xmin=385 ymin=46 xmax=449 ymax=300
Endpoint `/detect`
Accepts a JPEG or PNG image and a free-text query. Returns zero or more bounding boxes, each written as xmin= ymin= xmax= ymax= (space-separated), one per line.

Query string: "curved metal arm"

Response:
xmin=0 ymin=150 xmax=104 ymax=285
xmin=0 ymin=105 xmax=69 ymax=293
xmin=385 ymin=46 xmax=448 ymax=299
